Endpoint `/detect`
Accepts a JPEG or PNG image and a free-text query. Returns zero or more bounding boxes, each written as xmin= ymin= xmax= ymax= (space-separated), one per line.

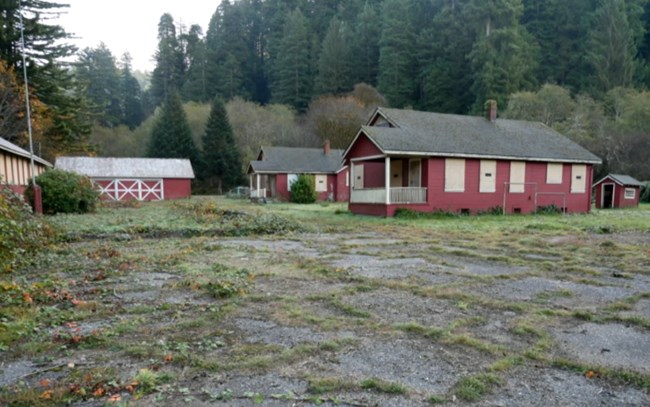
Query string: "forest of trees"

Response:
xmin=1 ymin=0 xmax=650 ymax=187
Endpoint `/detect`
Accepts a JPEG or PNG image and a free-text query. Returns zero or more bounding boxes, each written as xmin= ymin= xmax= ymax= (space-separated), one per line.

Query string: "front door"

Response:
xmin=390 ymin=160 xmax=403 ymax=187
xmin=409 ymin=159 xmax=421 ymax=187
xmin=602 ymin=184 xmax=614 ymax=208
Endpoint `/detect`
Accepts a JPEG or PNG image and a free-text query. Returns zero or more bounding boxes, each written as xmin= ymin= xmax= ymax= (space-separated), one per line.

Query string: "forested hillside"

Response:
xmin=1 ymin=0 xmax=649 ymax=183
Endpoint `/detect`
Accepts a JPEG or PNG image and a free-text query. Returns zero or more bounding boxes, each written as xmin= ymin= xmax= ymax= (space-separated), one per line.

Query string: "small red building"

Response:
xmin=0 ymin=136 xmax=51 ymax=195
xmin=55 ymin=157 xmax=195 ymax=201
xmin=593 ymin=174 xmax=644 ymax=209
xmin=247 ymin=142 xmax=348 ymax=202
xmin=343 ymin=104 xmax=602 ymax=216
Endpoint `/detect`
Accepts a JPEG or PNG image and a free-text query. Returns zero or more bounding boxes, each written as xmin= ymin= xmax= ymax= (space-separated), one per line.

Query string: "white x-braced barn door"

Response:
xmin=95 ymin=179 xmax=164 ymax=201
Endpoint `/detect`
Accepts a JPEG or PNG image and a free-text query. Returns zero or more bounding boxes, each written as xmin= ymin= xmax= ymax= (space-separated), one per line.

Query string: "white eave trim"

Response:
xmin=380 ymin=150 xmax=601 ymax=165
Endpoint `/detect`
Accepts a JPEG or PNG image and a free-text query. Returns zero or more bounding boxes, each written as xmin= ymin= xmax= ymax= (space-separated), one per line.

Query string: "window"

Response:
xmin=509 ymin=161 xmax=526 ymax=193
xmin=571 ymin=164 xmax=586 ymax=193
xmin=546 ymin=163 xmax=563 ymax=184
xmin=409 ymin=159 xmax=421 ymax=187
xmin=445 ymin=158 xmax=465 ymax=192
xmin=315 ymin=174 xmax=327 ymax=192
xmin=479 ymin=160 xmax=496 ymax=193
xmin=624 ymin=188 xmax=636 ymax=199
xmin=287 ymin=174 xmax=298 ymax=191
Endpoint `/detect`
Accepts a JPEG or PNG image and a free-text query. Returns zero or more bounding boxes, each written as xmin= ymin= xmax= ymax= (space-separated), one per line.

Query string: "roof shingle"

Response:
xmin=55 ymin=157 xmax=195 ymax=179
xmin=249 ymin=146 xmax=344 ymax=174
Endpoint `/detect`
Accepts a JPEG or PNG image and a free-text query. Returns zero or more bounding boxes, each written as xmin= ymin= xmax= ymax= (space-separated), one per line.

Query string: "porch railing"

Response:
xmin=250 ymin=188 xmax=266 ymax=198
xmin=350 ymin=187 xmax=427 ymax=204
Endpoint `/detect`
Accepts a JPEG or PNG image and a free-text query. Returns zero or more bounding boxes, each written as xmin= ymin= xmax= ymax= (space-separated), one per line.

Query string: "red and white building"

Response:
xmin=55 ymin=157 xmax=195 ymax=201
xmin=0 ymin=136 xmax=51 ymax=195
xmin=247 ymin=141 xmax=349 ymax=202
xmin=593 ymin=174 xmax=644 ymax=209
xmin=343 ymin=104 xmax=602 ymax=216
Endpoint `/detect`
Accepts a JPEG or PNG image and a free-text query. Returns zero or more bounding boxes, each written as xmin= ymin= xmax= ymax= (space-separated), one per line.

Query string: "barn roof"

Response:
xmin=345 ymin=107 xmax=601 ymax=164
xmin=594 ymin=173 xmax=644 ymax=187
xmin=248 ymin=146 xmax=344 ymax=174
xmin=55 ymin=157 xmax=195 ymax=179
xmin=0 ymin=136 xmax=52 ymax=167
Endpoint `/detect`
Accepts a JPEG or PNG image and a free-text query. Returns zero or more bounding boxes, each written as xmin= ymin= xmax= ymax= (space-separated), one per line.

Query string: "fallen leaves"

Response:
xmin=164 ymin=353 xmax=174 ymax=362
xmin=584 ymin=370 xmax=600 ymax=379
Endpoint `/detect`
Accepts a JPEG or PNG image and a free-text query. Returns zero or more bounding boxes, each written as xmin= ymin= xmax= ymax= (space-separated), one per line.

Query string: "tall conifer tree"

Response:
xmin=147 ymin=92 xmax=199 ymax=167
xmin=200 ymin=97 xmax=243 ymax=193
xmin=315 ymin=18 xmax=353 ymax=95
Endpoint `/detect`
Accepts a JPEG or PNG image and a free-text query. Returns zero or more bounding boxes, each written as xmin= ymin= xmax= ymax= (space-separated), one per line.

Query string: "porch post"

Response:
xmin=256 ymin=173 xmax=261 ymax=197
xmin=249 ymin=174 xmax=253 ymax=191
xmin=349 ymin=161 xmax=355 ymax=200
xmin=385 ymin=156 xmax=390 ymax=205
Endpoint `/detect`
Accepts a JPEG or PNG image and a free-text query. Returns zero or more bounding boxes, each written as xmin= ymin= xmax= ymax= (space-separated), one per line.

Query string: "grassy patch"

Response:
xmin=360 ymin=377 xmax=408 ymax=394
xmin=452 ymin=373 xmax=503 ymax=402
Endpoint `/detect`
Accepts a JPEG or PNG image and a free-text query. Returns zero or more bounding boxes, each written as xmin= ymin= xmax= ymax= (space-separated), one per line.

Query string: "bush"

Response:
xmin=290 ymin=174 xmax=317 ymax=204
xmin=641 ymin=182 xmax=650 ymax=203
xmin=0 ymin=186 xmax=55 ymax=272
xmin=27 ymin=169 xmax=99 ymax=214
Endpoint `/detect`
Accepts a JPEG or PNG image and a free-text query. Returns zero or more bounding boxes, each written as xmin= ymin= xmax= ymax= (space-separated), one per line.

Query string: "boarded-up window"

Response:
xmin=624 ymin=188 xmax=636 ymax=199
xmin=509 ymin=161 xmax=526 ymax=193
xmin=571 ymin=164 xmax=586 ymax=193
xmin=287 ymin=174 xmax=298 ymax=191
xmin=445 ymin=158 xmax=465 ymax=192
xmin=409 ymin=159 xmax=421 ymax=187
xmin=315 ymin=174 xmax=327 ymax=192
xmin=479 ymin=160 xmax=496 ymax=193
xmin=546 ymin=163 xmax=563 ymax=184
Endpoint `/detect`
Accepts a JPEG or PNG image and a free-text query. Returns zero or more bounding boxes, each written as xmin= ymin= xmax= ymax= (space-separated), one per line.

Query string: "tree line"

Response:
xmin=1 ymin=0 xmax=649 ymax=189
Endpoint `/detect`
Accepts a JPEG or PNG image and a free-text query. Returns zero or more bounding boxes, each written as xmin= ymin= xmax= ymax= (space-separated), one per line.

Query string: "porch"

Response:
xmin=350 ymin=156 xmax=427 ymax=204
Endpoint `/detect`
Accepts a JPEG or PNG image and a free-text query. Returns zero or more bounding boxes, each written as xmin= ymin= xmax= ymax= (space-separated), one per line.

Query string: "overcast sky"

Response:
xmin=55 ymin=0 xmax=220 ymax=72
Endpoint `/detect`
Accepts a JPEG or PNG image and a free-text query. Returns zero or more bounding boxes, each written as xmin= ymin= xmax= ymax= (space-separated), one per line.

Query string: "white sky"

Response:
xmin=54 ymin=0 xmax=220 ymax=72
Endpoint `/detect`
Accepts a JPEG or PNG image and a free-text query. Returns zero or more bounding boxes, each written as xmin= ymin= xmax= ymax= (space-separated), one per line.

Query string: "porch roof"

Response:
xmin=350 ymin=108 xmax=601 ymax=164
xmin=248 ymin=146 xmax=344 ymax=174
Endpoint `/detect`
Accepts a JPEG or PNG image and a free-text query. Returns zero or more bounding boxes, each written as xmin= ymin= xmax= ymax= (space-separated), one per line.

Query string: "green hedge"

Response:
xmin=27 ymin=169 xmax=99 ymax=214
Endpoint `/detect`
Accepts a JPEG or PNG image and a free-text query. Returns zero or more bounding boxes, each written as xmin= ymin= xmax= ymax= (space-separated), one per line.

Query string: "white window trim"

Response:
xmin=624 ymin=188 xmax=636 ymax=200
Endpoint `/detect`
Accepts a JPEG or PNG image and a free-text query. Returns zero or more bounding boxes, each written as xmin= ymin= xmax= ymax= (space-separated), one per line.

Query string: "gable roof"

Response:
xmin=55 ymin=157 xmax=195 ymax=179
xmin=594 ymin=173 xmax=644 ymax=187
xmin=0 ymin=137 xmax=52 ymax=167
xmin=346 ymin=107 xmax=601 ymax=164
xmin=248 ymin=146 xmax=344 ymax=174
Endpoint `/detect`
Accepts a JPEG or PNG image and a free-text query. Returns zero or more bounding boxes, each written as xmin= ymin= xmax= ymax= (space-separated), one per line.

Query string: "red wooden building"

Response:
xmin=247 ymin=141 xmax=349 ymax=202
xmin=0 ymin=136 xmax=51 ymax=195
xmin=593 ymin=174 xmax=644 ymax=209
xmin=343 ymin=104 xmax=602 ymax=216
xmin=55 ymin=157 xmax=195 ymax=201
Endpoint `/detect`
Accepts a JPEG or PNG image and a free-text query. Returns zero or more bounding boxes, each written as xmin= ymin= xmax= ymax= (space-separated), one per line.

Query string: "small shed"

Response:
xmin=0 ymin=136 xmax=52 ymax=195
xmin=56 ymin=157 xmax=195 ymax=201
xmin=594 ymin=174 xmax=644 ymax=209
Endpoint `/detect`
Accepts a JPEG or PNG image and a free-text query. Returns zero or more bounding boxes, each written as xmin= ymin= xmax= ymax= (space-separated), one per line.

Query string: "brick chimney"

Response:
xmin=485 ymin=100 xmax=497 ymax=123
xmin=324 ymin=139 xmax=330 ymax=156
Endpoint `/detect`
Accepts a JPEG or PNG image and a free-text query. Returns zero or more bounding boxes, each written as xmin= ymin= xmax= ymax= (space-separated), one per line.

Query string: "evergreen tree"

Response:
xmin=200 ymin=97 xmax=243 ymax=193
xmin=378 ymin=0 xmax=417 ymax=108
xmin=587 ymin=0 xmax=639 ymax=93
xmin=0 ymin=0 xmax=92 ymax=160
xmin=418 ymin=0 xmax=473 ymax=113
xmin=75 ymin=43 xmax=121 ymax=127
xmin=182 ymin=25 xmax=209 ymax=102
xmin=147 ymin=92 xmax=199 ymax=167
xmin=465 ymin=0 xmax=538 ymax=111
xmin=118 ymin=53 xmax=145 ymax=129
xmin=352 ymin=1 xmax=381 ymax=86
xmin=271 ymin=8 xmax=313 ymax=111
xmin=314 ymin=18 xmax=353 ymax=95
xmin=150 ymin=14 xmax=185 ymax=107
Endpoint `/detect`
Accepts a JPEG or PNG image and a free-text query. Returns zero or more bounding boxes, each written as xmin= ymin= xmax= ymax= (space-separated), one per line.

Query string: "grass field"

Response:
xmin=1 ymin=198 xmax=649 ymax=406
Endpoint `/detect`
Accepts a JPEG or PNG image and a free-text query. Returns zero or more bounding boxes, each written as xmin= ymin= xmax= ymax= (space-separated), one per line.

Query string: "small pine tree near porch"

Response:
xmin=290 ymin=174 xmax=317 ymax=204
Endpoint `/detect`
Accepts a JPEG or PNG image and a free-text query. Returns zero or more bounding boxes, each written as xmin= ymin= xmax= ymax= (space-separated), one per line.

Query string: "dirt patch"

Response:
xmin=552 ymin=323 xmax=650 ymax=373
xmin=233 ymin=318 xmax=354 ymax=347
xmin=329 ymin=254 xmax=457 ymax=283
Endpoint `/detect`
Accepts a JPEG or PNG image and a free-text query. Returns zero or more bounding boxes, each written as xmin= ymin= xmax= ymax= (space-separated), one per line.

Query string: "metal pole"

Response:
xmin=18 ymin=0 xmax=37 ymax=188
